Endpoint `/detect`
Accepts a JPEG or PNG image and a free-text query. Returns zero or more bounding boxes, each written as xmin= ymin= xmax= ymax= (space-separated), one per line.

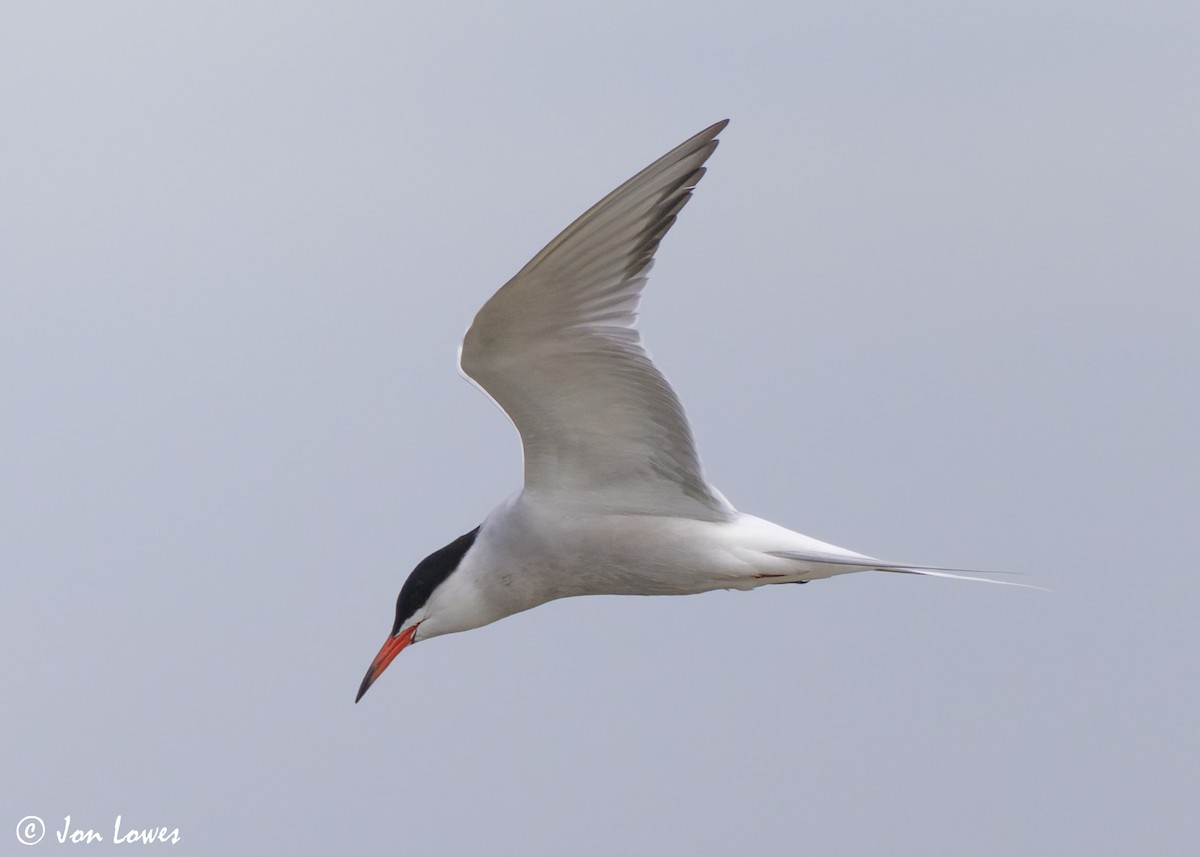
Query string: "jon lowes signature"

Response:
xmin=54 ymin=815 xmax=180 ymax=845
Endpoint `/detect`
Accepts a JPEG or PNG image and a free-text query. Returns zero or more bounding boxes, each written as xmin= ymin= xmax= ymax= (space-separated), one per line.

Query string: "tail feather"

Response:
xmin=766 ymin=549 xmax=1048 ymax=591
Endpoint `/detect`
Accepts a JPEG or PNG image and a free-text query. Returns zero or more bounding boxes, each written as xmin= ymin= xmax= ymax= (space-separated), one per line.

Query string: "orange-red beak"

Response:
xmin=355 ymin=624 xmax=418 ymax=703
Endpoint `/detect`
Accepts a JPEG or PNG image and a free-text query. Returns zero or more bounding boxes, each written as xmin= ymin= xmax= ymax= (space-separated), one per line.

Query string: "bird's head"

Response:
xmin=355 ymin=526 xmax=481 ymax=703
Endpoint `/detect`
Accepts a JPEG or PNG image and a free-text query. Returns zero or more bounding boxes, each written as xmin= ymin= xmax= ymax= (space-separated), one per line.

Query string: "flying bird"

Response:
xmin=356 ymin=120 xmax=1020 ymax=703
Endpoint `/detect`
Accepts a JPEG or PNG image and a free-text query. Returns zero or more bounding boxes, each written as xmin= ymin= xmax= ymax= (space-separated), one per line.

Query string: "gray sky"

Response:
xmin=3 ymin=2 xmax=1198 ymax=854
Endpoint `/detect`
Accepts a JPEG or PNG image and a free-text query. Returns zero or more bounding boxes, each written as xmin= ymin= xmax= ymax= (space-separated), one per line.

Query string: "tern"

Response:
xmin=356 ymin=119 xmax=1019 ymax=703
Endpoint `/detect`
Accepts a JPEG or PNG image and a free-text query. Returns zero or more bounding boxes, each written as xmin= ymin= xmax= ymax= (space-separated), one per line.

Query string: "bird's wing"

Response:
xmin=458 ymin=121 xmax=735 ymax=521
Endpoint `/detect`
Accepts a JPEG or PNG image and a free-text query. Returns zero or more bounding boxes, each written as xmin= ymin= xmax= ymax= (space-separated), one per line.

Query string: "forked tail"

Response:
xmin=767 ymin=549 xmax=1048 ymax=591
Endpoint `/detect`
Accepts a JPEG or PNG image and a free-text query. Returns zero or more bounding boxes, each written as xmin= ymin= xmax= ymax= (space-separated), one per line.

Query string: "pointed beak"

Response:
xmin=355 ymin=624 xmax=418 ymax=703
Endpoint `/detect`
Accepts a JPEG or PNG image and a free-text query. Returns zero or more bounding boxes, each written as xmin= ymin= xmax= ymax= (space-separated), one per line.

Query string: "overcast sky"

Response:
xmin=3 ymin=2 xmax=1198 ymax=854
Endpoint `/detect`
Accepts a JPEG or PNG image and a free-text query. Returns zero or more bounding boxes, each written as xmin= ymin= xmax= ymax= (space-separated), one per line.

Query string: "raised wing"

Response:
xmin=458 ymin=121 xmax=734 ymax=521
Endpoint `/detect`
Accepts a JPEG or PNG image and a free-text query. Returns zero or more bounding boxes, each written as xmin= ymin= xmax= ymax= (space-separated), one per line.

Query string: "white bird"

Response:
xmin=356 ymin=119 xmax=1021 ymax=702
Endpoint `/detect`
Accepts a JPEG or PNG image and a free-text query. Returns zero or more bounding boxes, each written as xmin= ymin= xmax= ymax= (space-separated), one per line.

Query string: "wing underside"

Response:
xmin=459 ymin=121 xmax=734 ymax=521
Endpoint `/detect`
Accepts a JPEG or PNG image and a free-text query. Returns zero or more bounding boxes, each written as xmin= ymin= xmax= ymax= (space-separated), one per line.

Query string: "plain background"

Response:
xmin=3 ymin=2 xmax=1197 ymax=854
